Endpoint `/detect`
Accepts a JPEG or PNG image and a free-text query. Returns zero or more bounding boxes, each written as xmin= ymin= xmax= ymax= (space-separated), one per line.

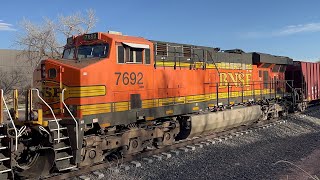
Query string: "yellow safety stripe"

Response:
xmin=78 ymin=89 xmax=276 ymax=115
xmin=66 ymin=86 xmax=106 ymax=98
xmin=78 ymin=103 xmax=112 ymax=116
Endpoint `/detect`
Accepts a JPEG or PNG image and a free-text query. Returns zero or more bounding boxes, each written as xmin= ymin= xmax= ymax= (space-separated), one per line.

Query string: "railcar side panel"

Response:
xmin=287 ymin=61 xmax=320 ymax=102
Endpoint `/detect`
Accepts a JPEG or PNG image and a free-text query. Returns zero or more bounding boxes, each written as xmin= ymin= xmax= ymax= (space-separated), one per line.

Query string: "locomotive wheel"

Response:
xmin=13 ymin=126 xmax=55 ymax=179
xmin=126 ymin=138 xmax=142 ymax=155
xmin=15 ymin=147 xmax=55 ymax=179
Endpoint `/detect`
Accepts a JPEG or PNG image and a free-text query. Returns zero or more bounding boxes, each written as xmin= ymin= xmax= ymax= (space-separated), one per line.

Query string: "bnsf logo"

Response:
xmin=42 ymin=86 xmax=60 ymax=98
xmin=219 ymin=72 xmax=252 ymax=88
xmin=41 ymin=81 xmax=63 ymax=104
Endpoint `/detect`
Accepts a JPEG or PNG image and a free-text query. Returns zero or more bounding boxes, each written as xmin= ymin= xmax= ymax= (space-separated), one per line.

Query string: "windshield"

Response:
xmin=62 ymin=43 xmax=109 ymax=60
xmin=63 ymin=47 xmax=75 ymax=59
xmin=78 ymin=44 xmax=109 ymax=59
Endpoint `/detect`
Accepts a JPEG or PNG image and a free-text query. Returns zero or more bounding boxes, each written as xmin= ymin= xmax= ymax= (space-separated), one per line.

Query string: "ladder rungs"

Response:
xmin=56 ymin=155 xmax=73 ymax=161
xmin=50 ymin=127 xmax=67 ymax=131
xmin=55 ymin=146 xmax=71 ymax=151
xmin=0 ymin=157 xmax=10 ymax=162
xmin=54 ymin=136 xmax=69 ymax=141
xmin=58 ymin=165 xmax=77 ymax=171
xmin=0 ymin=168 xmax=11 ymax=174
xmin=47 ymin=119 xmax=62 ymax=122
xmin=0 ymin=147 xmax=7 ymax=150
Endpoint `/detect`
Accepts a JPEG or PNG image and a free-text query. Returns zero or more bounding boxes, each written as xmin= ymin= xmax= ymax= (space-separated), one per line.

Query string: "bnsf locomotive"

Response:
xmin=0 ymin=31 xmax=309 ymax=179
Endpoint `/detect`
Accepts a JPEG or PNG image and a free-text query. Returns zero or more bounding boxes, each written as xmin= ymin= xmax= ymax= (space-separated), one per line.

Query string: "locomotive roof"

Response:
xmin=104 ymin=33 xmax=152 ymax=45
xmin=151 ymin=40 xmax=293 ymax=65
xmin=250 ymin=52 xmax=293 ymax=65
xmin=68 ymin=32 xmax=293 ymax=65
xmin=150 ymin=40 xmax=221 ymax=52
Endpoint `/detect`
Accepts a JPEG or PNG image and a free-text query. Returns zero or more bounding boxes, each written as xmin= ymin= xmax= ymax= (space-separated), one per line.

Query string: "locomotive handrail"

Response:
xmin=61 ymin=89 xmax=79 ymax=149
xmin=204 ymin=50 xmax=221 ymax=76
xmin=192 ymin=53 xmax=209 ymax=70
xmin=31 ymin=88 xmax=61 ymax=143
xmin=1 ymin=89 xmax=19 ymax=151
xmin=284 ymin=80 xmax=300 ymax=106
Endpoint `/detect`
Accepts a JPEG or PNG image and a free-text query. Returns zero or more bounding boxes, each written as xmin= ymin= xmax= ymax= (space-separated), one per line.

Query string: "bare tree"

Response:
xmin=58 ymin=9 xmax=97 ymax=37
xmin=0 ymin=68 xmax=28 ymax=100
xmin=15 ymin=9 xmax=98 ymax=69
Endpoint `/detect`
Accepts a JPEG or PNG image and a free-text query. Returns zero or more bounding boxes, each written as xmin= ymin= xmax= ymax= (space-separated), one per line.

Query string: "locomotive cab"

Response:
xmin=36 ymin=31 xmax=154 ymax=120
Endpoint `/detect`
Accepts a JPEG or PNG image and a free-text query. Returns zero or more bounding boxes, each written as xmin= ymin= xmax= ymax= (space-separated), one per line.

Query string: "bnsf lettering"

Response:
xmin=43 ymin=87 xmax=60 ymax=98
xmin=115 ymin=72 xmax=143 ymax=85
xmin=219 ymin=72 xmax=252 ymax=88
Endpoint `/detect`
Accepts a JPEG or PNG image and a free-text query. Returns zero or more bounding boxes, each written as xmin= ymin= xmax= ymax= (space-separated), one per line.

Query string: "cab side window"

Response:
xmin=117 ymin=45 xmax=150 ymax=64
xmin=117 ymin=46 xmax=125 ymax=63
xmin=128 ymin=48 xmax=143 ymax=63
xmin=145 ymin=49 xmax=150 ymax=64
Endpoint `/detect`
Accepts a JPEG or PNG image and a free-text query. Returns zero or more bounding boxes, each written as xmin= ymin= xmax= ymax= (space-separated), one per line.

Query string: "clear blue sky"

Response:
xmin=1 ymin=0 xmax=320 ymax=61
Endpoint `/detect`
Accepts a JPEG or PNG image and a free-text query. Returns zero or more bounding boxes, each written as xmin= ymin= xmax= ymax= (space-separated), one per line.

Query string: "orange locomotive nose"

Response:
xmin=35 ymin=58 xmax=82 ymax=118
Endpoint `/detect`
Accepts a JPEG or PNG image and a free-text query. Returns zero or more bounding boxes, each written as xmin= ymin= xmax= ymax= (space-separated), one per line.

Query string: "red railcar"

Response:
xmin=286 ymin=61 xmax=320 ymax=101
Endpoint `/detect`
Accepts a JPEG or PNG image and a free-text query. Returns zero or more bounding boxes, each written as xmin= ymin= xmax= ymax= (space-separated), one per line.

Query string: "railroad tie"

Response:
xmin=93 ymin=171 xmax=105 ymax=179
xmin=120 ymin=164 xmax=130 ymax=171
xmin=195 ymin=144 xmax=204 ymax=148
xmin=179 ymin=147 xmax=189 ymax=152
xmin=79 ymin=176 xmax=90 ymax=180
xmin=162 ymin=153 xmax=172 ymax=159
xmin=143 ymin=157 xmax=154 ymax=163
xmin=152 ymin=155 xmax=163 ymax=161
xmin=108 ymin=167 xmax=120 ymax=173
xmin=201 ymin=141 xmax=210 ymax=146
xmin=130 ymin=161 xmax=142 ymax=168
xmin=170 ymin=150 xmax=180 ymax=155
xmin=206 ymin=139 xmax=215 ymax=144
xmin=186 ymin=145 xmax=196 ymax=151
xmin=79 ymin=175 xmax=90 ymax=180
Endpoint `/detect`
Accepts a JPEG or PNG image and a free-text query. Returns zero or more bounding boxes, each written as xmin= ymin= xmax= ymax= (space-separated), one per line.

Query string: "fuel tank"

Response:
xmin=176 ymin=105 xmax=262 ymax=139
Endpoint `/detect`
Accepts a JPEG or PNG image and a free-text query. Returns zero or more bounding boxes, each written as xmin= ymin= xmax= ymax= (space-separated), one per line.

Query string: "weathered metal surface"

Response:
xmin=187 ymin=105 xmax=262 ymax=138
xmin=287 ymin=61 xmax=320 ymax=101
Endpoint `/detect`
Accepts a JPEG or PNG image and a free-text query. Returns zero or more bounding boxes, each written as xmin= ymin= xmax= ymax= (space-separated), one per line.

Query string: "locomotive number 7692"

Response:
xmin=115 ymin=72 xmax=143 ymax=85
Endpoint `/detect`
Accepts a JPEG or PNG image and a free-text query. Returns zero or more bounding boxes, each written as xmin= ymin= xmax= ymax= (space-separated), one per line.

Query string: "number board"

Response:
xmin=83 ymin=33 xmax=99 ymax=41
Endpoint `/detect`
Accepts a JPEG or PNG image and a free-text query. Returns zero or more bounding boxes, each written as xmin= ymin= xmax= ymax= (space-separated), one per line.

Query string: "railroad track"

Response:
xmin=42 ymin=103 xmax=320 ymax=180
xmin=43 ymin=115 xmax=295 ymax=180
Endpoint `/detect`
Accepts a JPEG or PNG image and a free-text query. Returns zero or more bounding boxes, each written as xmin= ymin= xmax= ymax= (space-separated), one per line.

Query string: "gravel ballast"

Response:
xmin=77 ymin=106 xmax=320 ymax=180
